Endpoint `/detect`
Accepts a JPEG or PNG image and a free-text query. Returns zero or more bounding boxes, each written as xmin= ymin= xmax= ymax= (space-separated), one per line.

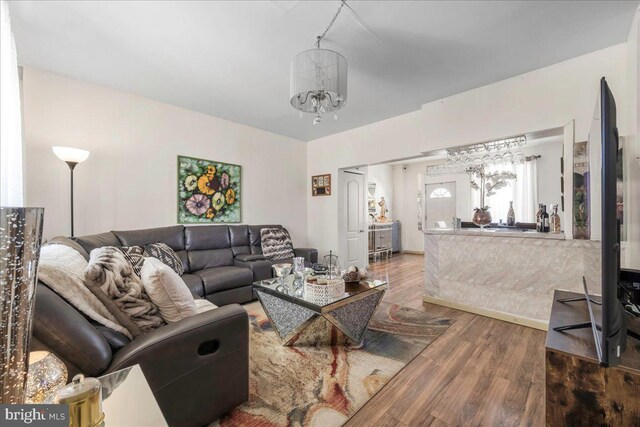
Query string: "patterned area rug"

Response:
xmin=213 ymin=301 xmax=454 ymax=427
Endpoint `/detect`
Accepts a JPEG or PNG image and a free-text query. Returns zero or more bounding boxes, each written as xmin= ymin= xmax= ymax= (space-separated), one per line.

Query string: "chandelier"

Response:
xmin=290 ymin=1 xmax=348 ymax=125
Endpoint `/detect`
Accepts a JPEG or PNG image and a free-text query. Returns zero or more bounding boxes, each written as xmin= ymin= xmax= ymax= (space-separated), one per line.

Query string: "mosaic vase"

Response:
xmin=0 ymin=207 xmax=45 ymax=404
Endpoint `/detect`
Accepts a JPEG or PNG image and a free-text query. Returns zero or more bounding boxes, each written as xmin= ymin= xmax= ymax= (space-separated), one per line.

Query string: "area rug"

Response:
xmin=213 ymin=301 xmax=455 ymax=427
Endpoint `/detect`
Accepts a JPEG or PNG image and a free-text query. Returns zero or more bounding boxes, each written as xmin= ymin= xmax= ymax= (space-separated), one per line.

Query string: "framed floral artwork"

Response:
xmin=177 ymin=155 xmax=241 ymax=223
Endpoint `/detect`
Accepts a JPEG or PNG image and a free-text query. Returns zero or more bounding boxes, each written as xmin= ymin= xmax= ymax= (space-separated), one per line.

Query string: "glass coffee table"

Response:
xmin=253 ymin=273 xmax=388 ymax=346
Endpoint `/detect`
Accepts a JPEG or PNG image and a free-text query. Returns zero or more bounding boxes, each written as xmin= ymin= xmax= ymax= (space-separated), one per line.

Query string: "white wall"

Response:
xmin=22 ymin=67 xmax=309 ymax=245
xmin=367 ymin=164 xmax=394 ymax=220
xmin=307 ymin=44 xmax=628 ymax=254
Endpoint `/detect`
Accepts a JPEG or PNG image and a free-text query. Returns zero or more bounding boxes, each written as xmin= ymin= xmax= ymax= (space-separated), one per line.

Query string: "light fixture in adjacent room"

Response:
xmin=290 ymin=1 xmax=348 ymax=125
xmin=52 ymin=146 xmax=90 ymax=237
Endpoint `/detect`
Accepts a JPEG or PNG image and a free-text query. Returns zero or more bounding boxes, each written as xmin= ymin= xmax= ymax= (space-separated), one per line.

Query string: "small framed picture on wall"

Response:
xmin=312 ymin=174 xmax=331 ymax=196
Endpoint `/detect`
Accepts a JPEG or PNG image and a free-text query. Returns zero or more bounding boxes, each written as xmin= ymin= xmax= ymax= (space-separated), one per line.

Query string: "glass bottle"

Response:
xmin=507 ymin=201 xmax=516 ymax=227
xmin=535 ymin=203 xmax=543 ymax=232
xmin=541 ymin=205 xmax=550 ymax=233
xmin=550 ymin=204 xmax=561 ymax=234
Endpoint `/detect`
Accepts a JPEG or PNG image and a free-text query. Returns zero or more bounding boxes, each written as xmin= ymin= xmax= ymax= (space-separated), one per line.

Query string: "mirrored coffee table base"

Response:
xmin=255 ymin=286 xmax=386 ymax=346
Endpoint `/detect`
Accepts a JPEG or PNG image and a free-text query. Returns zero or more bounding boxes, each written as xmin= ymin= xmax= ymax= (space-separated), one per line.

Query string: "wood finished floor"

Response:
xmin=347 ymin=254 xmax=545 ymax=427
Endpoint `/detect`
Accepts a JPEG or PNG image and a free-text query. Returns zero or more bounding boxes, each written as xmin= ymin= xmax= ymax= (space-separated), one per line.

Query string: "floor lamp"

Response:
xmin=52 ymin=146 xmax=90 ymax=237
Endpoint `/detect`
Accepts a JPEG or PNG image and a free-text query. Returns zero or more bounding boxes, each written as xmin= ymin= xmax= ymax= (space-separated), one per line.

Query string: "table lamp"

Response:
xmin=52 ymin=146 xmax=90 ymax=237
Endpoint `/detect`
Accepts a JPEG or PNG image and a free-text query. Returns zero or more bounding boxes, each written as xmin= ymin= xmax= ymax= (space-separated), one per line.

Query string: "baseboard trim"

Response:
xmin=421 ymin=295 xmax=549 ymax=331
xmin=402 ymin=250 xmax=424 ymax=255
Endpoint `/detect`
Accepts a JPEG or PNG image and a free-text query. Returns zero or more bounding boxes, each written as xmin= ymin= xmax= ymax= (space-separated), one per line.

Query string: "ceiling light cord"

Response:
xmin=315 ymin=0 xmax=347 ymax=48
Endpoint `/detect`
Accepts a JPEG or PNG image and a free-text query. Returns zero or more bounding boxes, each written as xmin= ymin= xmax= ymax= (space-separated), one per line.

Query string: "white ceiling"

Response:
xmin=8 ymin=1 xmax=639 ymax=142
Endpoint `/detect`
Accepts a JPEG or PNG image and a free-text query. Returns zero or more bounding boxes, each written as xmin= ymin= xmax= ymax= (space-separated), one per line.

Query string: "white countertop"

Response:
xmin=424 ymin=228 xmax=566 ymax=240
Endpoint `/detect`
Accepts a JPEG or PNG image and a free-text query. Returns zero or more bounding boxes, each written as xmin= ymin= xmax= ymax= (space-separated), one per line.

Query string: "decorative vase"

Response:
xmin=472 ymin=207 xmax=492 ymax=228
xmin=0 ymin=207 xmax=45 ymax=404
xmin=507 ymin=201 xmax=516 ymax=226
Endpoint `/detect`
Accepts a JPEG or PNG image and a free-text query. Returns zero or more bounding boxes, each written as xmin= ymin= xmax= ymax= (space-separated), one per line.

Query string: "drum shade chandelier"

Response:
xmin=290 ymin=1 xmax=348 ymax=125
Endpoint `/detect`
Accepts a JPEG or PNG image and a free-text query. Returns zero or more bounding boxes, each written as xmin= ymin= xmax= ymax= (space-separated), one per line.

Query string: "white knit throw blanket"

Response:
xmin=37 ymin=244 xmax=133 ymax=339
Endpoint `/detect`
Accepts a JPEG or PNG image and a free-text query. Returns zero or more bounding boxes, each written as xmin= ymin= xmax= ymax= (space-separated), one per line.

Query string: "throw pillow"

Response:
xmin=144 ymin=242 xmax=185 ymax=276
xmin=261 ymin=227 xmax=295 ymax=260
xmin=117 ymin=246 xmax=146 ymax=277
xmin=83 ymin=247 xmax=165 ymax=336
xmin=140 ymin=257 xmax=198 ymax=323
xmin=37 ymin=244 xmax=133 ymax=339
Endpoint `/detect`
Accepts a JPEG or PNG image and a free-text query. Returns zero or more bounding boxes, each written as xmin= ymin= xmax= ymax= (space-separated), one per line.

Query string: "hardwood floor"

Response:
xmin=347 ymin=254 xmax=546 ymax=427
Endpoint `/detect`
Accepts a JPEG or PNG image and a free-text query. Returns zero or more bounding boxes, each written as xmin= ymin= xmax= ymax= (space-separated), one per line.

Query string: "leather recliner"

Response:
xmin=31 ymin=224 xmax=318 ymax=426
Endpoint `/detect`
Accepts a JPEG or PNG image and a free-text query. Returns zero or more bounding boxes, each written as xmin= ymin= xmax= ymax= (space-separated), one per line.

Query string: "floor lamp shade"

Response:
xmin=52 ymin=146 xmax=90 ymax=164
xmin=52 ymin=146 xmax=89 ymax=237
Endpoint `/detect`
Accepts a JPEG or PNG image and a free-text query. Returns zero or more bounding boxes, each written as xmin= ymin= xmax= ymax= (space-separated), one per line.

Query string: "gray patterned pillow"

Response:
xmin=144 ymin=242 xmax=185 ymax=276
xmin=261 ymin=228 xmax=294 ymax=260
xmin=117 ymin=246 xmax=146 ymax=277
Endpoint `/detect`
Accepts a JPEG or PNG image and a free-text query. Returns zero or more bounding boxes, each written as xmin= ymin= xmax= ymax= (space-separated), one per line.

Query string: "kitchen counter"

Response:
xmin=423 ymin=229 xmax=600 ymax=329
xmin=424 ymin=228 xmax=566 ymax=240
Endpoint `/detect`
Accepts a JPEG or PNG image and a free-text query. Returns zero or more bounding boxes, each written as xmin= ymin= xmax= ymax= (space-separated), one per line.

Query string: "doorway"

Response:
xmin=338 ymin=169 xmax=367 ymax=268
xmin=425 ymin=182 xmax=456 ymax=229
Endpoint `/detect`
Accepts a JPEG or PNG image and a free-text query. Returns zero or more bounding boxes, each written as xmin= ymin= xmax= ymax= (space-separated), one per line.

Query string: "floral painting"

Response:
xmin=177 ymin=155 xmax=241 ymax=223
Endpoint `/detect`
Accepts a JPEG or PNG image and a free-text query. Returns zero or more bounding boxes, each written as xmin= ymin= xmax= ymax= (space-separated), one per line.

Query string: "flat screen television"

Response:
xmin=598 ymin=76 xmax=626 ymax=367
xmin=554 ymin=77 xmax=631 ymax=367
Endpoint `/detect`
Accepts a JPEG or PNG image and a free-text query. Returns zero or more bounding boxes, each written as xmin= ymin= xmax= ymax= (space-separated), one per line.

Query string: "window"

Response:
xmin=429 ymin=187 xmax=452 ymax=198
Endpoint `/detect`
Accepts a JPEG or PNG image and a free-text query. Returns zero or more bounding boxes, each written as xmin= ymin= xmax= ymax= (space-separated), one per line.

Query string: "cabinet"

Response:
xmin=368 ymin=223 xmax=392 ymax=262
xmin=546 ymin=290 xmax=640 ymax=425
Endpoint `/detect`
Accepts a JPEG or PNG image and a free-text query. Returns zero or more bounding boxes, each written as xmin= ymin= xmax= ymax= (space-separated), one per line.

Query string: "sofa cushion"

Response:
xmin=234 ymin=259 xmax=272 ymax=282
xmin=185 ymin=225 xmax=230 ymax=251
xmin=229 ymin=225 xmax=250 ymax=256
xmin=261 ymin=228 xmax=295 ymax=260
xmin=181 ymin=274 xmax=205 ymax=297
xmin=188 ymin=248 xmax=234 ymax=271
xmin=144 ymin=242 xmax=185 ymax=276
xmin=113 ymin=226 xmax=185 ymax=251
xmin=205 ymin=286 xmax=254 ymax=306
xmin=72 ymin=232 xmax=120 ymax=255
xmin=140 ymin=258 xmax=198 ymax=323
xmin=229 ymin=225 xmax=249 ymax=246
xmin=195 ymin=266 xmax=253 ymax=294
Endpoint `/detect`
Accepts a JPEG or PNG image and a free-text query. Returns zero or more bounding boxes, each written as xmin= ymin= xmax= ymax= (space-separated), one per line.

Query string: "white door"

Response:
xmin=425 ymin=182 xmax=456 ymax=229
xmin=341 ymin=171 xmax=366 ymax=267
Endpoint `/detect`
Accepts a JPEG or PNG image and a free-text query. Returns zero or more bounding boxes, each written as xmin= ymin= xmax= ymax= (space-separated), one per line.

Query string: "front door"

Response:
xmin=342 ymin=171 xmax=366 ymax=267
xmin=425 ymin=182 xmax=456 ymax=229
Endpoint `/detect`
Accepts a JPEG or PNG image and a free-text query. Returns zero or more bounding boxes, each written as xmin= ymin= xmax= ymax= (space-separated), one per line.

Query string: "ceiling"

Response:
xmin=8 ymin=1 xmax=639 ymax=142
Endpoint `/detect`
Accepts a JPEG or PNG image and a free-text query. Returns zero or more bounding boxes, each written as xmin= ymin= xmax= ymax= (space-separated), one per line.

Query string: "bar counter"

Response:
xmin=423 ymin=228 xmax=601 ymax=329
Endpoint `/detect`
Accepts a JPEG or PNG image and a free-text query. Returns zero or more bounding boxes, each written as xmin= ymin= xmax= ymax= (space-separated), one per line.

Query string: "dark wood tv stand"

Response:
xmin=546 ymin=290 xmax=640 ymax=425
